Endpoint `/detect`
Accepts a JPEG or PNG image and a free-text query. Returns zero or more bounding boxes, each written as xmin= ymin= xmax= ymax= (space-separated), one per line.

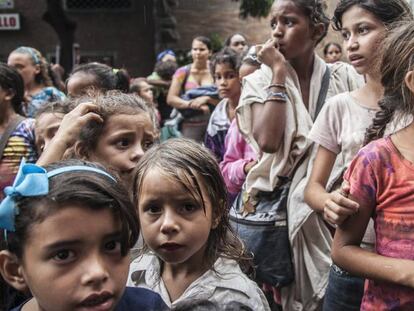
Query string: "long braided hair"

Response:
xmin=364 ymin=22 xmax=414 ymax=145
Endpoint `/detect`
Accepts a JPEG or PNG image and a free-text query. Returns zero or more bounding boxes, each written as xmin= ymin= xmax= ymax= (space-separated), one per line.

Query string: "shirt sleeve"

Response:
xmin=173 ymin=66 xmax=188 ymax=84
xmin=308 ymin=96 xmax=342 ymax=154
xmin=343 ymin=147 xmax=377 ymax=209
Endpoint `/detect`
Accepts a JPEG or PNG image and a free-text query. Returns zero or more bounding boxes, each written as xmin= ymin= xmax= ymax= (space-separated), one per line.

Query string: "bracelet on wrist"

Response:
xmin=265 ymin=91 xmax=288 ymax=103
xmin=267 ymin=83 xmax=286 ymax=90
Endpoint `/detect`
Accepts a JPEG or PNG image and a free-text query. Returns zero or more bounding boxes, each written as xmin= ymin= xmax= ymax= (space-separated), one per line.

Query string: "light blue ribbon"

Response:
xmin=0 ymin=159 xmax=116 ymax=232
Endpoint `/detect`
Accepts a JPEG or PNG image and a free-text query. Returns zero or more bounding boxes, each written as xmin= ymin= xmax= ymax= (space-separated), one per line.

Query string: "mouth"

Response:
xmin=160 ymin=242 xmax=183 ymax=252
xmin=349 ymin=54 xmax=364 ymax=65
xmin=78 ymin=292 xmax=115 ymax=311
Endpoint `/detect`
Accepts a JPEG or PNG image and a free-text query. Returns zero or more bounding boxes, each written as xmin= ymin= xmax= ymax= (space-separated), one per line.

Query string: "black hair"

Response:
xmin=0 ymin=63 xmax=24 ymax=115
xmin=154 ymin=60 xmax=178 ymax=81
xmin=333 ymin=0 xmax=413 ymax=31
xmin=4 ymin=160 xmax=139 ymax=259
xmin=210 ymin=48 xmax=242 ymax=78
xmin=34 ymin=99 xmax=74 ymax=119
xmin=68 ymin=62 xmax=130 ymax=94
xmin=323 ymin=42 xmax=342 ymax=56
xmin=193 ymin=36 xmax=212 ymax=51
xmin=281 ymin=0 xmax=330 ymax=44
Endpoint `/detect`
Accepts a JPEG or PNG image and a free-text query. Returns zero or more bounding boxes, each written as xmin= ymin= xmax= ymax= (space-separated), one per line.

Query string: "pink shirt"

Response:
xmin=219 ymin=119 xmax=256 ymax=200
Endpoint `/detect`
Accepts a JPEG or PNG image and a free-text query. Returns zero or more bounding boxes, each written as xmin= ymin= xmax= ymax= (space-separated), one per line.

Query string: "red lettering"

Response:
xmin=9 ymin=17 xmax=15 ymax=27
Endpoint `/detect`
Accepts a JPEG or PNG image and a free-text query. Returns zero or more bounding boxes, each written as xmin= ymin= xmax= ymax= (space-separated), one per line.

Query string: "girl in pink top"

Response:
xmin=332 ymin=22 xmax=414 ymax=310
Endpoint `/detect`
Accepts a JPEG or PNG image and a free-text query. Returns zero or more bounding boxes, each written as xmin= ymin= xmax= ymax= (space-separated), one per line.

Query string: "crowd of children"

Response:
xmin=1 ymin=0 xmax=414 ymax=310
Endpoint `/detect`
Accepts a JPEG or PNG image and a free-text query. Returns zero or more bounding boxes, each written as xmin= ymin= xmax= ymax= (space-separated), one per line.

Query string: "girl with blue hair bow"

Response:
xmin=0 ymin=159 xmax=167 ymax=311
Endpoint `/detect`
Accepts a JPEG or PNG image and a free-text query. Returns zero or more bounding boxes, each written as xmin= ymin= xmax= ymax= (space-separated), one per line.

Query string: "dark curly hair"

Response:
xmin=0 ymin=63 xmax=24 ymax=115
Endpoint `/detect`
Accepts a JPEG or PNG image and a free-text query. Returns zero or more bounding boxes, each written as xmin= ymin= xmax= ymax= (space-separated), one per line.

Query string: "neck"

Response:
xmin=289 ymin=51 xmax=315 ymax=82
xmin=228 ymin=93 xmax=240 ymax=109
xmin=359 ymin=74 xmax=384 ymax=108
xmin=26 ymin=80 xmax=43 ymax=95
xmin=193 ymin=60 xmax=208 ymax=70
xmin=0 ymin=106 xmax=17 ymax=127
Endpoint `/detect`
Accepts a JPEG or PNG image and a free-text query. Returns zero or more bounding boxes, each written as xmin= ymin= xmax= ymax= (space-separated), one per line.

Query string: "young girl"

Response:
xmin=204 ymin=48 xmax=242 ymax=161
xmin=66 ymin=62 xmax=130 ymax=97
xmin=0 ymin=63 xmax=37 ymax=200
xmin=332 ymin=22 xmax=414 ymax=310
xmin=128 ymin=138 xmax=270 ymax=310
xmin=224 ymin=33 xmax=248 ymax=55
xmin=130 ymin=78 xmax=155 ymax=105
xmin=0 ymin=160 xmax=167 ymax=310
xmin=304 ymin=1 xmax=412 ymax=309
xmin=235 ymin=0 xmax=364 ymax=309
xmin=323 ymin=42 xmax=342 ymax=64
xmin=7 ymin=47 xmax=65 ymax=117
xmin=37 ymin=92 xmax=158 ymax=187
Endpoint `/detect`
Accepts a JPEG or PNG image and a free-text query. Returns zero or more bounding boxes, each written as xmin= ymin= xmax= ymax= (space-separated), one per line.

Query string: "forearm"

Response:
xmin=167 ymin=94 xmax=191 ymax=110
xmin=252 ymin=65 xmax=287 ymax=153
xmin=332 ymin=244 xmax=414 ymax=288
xmin=304 ymin=182 xmax=331 ymax=213
xmin=36 ymin=138 xmax=68 ymax=166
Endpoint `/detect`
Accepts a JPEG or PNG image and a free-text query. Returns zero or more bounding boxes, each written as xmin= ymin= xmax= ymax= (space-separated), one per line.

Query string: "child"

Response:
xmin=0 ymin=63 xmax=37 ymax=200
xmin=7 ymin=47 xmax=65 ymax=117
xmin=38 ymin=92 xmax=158 ymax=187
xmin=323 ymin=42 xmax=342 ymax=64
xmin=34 ymin=100 xmax=74 ymax=154
xmin=304 ymin=1 xmax=412 ymax=309
xmin=130 ymin=78 xmax=155 ymax=105
xmin=0 ymin=159 xmax=167 ymax=310
xmin=66 ymin=62 xmax=130 ymax=97
xmin=128 ymin=138 xmax=270 ymax=310
xmin=205 ymin=48 xmax=242 ymax=161
xmin=331 ymin=22 xmax=414 ymax=310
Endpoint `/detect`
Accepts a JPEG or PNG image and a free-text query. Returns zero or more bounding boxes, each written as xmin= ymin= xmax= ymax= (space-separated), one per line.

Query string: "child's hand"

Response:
xmin=244 ymin=160 xmax=257 ymax=174
xmin=323 ymin=184 xmax=359 ymax=226
xmin=256 ymin=39 xmax=286 ymax=70
xmin=55 ymin=102 xmax=103 ymax=148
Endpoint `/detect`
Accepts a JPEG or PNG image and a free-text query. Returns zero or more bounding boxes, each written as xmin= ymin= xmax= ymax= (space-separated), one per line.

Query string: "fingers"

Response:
xmin=332 ymin=191 xmax=359 ymax=211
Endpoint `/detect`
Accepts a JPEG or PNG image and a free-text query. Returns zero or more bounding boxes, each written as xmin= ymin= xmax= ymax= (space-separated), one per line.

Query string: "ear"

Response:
xmin=312 ymin=23 xmax=326 ymax=43
xmin=0 ymin=250 xmax=28 ymax=292
xmin=4 ymin=88 xmax=15 ymax=102
xmin=404 ymin=70 xmax=414 ymax=94
xmin=34 ymin=64 xmax=41 ymax=75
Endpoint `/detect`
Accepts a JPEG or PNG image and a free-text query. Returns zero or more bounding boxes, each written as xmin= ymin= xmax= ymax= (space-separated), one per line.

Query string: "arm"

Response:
xmin=251 ymin=39 xmax=288 ymax=153
xmin=332 ymin=194 xmax=414 ymax=288
xmin=36 ymin=102 xmax=102 ymax=166
xmin=166 ymin=72 xmax=192 ymax=110
xmin=304 ymin=145 xmax=359 ymax=224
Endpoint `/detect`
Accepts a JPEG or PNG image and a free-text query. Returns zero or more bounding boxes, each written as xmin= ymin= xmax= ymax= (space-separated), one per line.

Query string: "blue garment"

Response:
xmin=26 ymin=86 xmax=66 ymax=117
xmin=9 ymin=287 xmax=168 ymax=311
xmin=181 ymin=85 xmax=218 ymax=101
xmin=323 ymin=264 xmax=364 ymax=311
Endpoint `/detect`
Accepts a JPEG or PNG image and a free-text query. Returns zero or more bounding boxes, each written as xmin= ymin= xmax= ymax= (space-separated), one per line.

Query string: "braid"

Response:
xmin=363 ymin=98 xmax=395 ymax=145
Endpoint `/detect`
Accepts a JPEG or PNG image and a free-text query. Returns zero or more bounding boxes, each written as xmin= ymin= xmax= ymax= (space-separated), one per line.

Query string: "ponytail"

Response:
xmin=363 ymin=98 xmax=396 ymax=145
xmin=114 ymin=68 xmax=130 ymax=93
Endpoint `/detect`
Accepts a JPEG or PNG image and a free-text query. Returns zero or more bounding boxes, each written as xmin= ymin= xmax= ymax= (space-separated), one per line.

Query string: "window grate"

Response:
xmin=64 ymin=0 xmax=132 ymax=11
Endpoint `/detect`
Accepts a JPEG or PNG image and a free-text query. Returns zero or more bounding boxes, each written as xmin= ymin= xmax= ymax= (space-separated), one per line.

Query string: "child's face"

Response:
xmin=270 ymin=0 xmax=316 ymax=61
xmin=229 ymin=34 xmax=248 ymax=54
xmin=138 ymin=167 xmax=216 ymax=269
xmin=66 ymin=72 xmax=98 ymax=98
xmin=88 ymin=113 xmax=155 ymax=185
xmin=35 ymin=112 xmax=64 ymax=154
xmin=325 ymin=44 xmax=342 ymax=63
xmin=137 ymin=82 xmax=154 ymax=104
xmin=340 ymin=5 xmax=386 ymax=75
xmin=214 ymin=63 xmax=241 ymax=102
xmin=18 ymin=206 xmax=129 ymax=311
xmin=7 ymin=52 xmax=39 ymax=88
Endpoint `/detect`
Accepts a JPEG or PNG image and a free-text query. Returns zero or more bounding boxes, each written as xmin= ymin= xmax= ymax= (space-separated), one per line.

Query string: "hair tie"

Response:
xmin=14 ymin=46 xmax=41 ymax=65
xmin=0 ymin=159 xmax=116 ymax=232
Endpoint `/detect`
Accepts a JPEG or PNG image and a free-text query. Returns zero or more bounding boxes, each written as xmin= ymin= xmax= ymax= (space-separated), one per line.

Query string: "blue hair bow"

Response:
xmin=0 ymin=159 xmax=116 ymax=232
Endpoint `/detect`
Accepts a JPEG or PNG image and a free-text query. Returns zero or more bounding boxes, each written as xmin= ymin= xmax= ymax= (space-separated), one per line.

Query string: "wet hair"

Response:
xmin=0 ymin=63 xmax=24 ymax=115
xmin=275 ymin=0 xmax=330 ymax=44
xmin=333 ymin=0 xmax=413 ymax=31
xmin=3 ymin=160 xmax=139 ymax=259
xmin=68 ymin=62 xmax=130 ymax=94
xmin=224 ymin=33 xmax=247 ymax=47
xmin=193 ymin=36 xmax=212 ymax=51
xmin=364 ymin=22 xmax=414 ymax=145
xmin=76 ymin=91 xmax=158 ymax=155
xmin=10 ymin=47 xmax=53 ymax=87
xmin=323 ymin=42 xmax=342 ymax=56
xmin=133 ymin=138 xmax=251 ymax=272
xmin=210 ymin=48 xmax=242 ymax=78
xmin=154 ymin=60 xmax=177 ymax=81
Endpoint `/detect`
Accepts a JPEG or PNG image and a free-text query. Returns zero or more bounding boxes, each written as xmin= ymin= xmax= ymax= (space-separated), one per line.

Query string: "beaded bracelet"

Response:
xmin=266 ymin=83 xmax=286 ymax=90
xmin=263 ymin=96 xmax=287 ymax=104
xmin=266 ymin=91 xmax=288 ymax=102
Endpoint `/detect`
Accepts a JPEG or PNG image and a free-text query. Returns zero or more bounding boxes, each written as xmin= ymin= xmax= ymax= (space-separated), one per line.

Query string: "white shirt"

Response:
xmin=127 ymin=253 xmax=271 ymax=310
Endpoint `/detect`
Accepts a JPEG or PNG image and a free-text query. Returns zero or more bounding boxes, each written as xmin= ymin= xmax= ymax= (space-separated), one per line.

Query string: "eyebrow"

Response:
xmin=43 ymin=231 xmax=122 ymax=251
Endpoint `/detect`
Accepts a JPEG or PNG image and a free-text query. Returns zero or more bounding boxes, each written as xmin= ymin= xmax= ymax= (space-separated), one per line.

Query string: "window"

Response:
xmin=64 ymin=0 xmax=132 ymax=11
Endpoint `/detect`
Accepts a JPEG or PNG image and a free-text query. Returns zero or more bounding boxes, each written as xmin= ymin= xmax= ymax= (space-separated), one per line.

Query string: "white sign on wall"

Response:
xmin=0 ymin=13 xmax=20 ymax=30
xmin=0 ymin=0 xmax=14 ymax=9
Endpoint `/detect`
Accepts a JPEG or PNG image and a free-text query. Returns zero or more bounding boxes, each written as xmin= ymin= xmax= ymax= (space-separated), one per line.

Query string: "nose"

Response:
xmin=272 ymin=24 xmax=283 ymax=39
xmin=346 ymin=35 xmax=359 ymax=51
xmin=130 ymin=143 xmax=145 ymax=163
xmin=219 ymin=78 xmax=227 ymax=87
xmin=81 ymin=253 xmax=109 ymax=287
xmin=160 ymin=208 xmax=179 ymax=235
